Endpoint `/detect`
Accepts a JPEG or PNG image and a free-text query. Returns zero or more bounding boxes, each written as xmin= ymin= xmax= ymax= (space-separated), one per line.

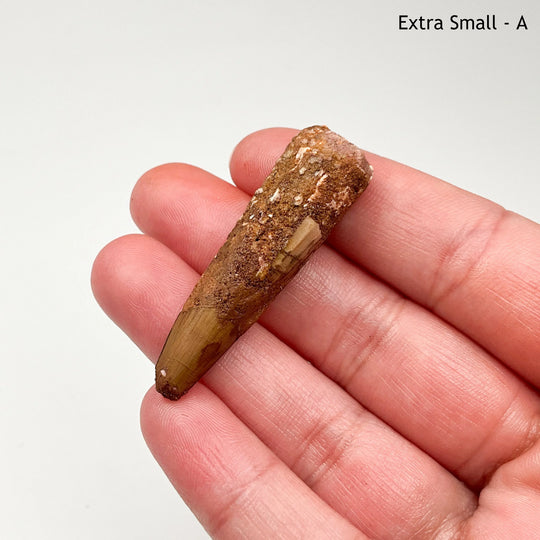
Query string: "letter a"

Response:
xmin=517 ymin=15 xmax=528 ymax=30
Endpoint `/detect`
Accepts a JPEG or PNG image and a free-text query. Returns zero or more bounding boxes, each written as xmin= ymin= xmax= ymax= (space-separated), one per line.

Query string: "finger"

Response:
xmin=128 ymin=163 xmax=540 ymax=489
xmin=141 ymin=385 xmax=363 ymax=539
xmin=229 ymin=128 xmax=540 ymax=388
xmin=129 ymin=163 xmax=247 ymax=275
xmin=90 ymin=233 xmax=193 ymax=360
xmin=93 ymin=234 xmax=476 ymax=538
xmin=463 ymin=438 xmax=540 ymax=538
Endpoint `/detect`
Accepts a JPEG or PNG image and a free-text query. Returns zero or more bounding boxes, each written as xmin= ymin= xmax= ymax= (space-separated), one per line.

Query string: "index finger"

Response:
xmin=230 ymin=128 xmax=540 ymax=387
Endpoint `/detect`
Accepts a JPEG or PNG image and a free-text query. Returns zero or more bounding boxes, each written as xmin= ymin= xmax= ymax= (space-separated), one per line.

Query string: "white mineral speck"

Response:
xmin=249 ymin=214 xmax=255 ymax=219
xmin=255 ymin=188 xmax=263 ymax=195
xmin=294 ymin=195 xmax=303 ymax=206
xmin=299 ymin=167 xmax=306 ymax=175
xmin=316 ymin=174 xmax=328 ymax=186
xmin=295 ymin=147 xmax=310 ymax=161
xmin=269 ymin=188 xmax=280 ymax=202
xmin=160 ymin=369 xmax=167 ymax=377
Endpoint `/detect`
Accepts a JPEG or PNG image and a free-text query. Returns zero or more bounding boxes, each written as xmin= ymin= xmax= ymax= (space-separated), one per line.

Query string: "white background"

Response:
xmin=1 ymin=1 xmax=538 ymax=538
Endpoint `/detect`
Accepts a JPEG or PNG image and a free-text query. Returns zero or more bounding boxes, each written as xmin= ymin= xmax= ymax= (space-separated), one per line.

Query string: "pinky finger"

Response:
xmin=141 ymin=384 xmax=365 ymax=540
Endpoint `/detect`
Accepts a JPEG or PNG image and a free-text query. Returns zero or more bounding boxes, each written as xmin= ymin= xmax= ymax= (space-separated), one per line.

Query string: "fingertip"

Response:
xmin=140 ymin=383 xmax=209 ymax=450
xmin=130 ymin=162 xmax=210 ymax=226
xmin=229 ymin=127 xmax=299 ymax=193
xmin=90 ymin=234 xmax=156 ymax=342
xmin=91 ymin=234 xmax=145 ymax=311
xmin=139 ymin=383 xmax=227 ymax=495
xmin=140 ymin=385 xmax=170 ymax=454
xmin=91 ymin=234 xmax=194 ymax=361
xmin=139 ymin=384 xmax=189 ymax=488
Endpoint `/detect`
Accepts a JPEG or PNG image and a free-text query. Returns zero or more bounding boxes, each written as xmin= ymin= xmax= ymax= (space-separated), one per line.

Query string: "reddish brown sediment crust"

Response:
xmin=156 ymin=125 xmax=373 ymax=400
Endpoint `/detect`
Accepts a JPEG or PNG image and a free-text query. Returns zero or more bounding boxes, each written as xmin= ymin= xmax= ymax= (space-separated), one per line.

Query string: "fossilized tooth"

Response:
xmin=156 ymin=125 xmax=373 ymax=400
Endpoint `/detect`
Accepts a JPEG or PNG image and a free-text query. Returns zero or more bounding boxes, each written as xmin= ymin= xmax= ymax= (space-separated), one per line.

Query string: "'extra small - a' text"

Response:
xmin=399 ymin=14 xmax=528 ymax=31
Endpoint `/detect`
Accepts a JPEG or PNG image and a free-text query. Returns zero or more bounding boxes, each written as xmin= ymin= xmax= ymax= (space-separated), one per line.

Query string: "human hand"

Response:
xmin=92 ymin=128 xmax=540 ymax=539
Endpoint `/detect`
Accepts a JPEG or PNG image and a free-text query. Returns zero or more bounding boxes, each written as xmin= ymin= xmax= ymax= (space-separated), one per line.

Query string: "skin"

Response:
xmin=91 ymin=128 xmax=540 ymax=539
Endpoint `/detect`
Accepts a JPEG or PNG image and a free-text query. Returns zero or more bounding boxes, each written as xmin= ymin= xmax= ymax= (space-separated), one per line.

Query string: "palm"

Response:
xmin=92 ymin=128 xmax=540 ymax=539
